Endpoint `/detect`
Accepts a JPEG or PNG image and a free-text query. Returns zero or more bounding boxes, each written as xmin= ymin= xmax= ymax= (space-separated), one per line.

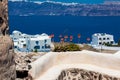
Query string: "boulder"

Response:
xmin=0 ymin=0 xmax=16 ymax=80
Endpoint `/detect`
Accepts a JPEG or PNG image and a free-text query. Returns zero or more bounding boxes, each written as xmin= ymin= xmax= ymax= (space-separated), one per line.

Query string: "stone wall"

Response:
xmin=0 ymin=0 xmax=16 ymax=80
xmin=57 ymin=68 xmax=120 ymax=80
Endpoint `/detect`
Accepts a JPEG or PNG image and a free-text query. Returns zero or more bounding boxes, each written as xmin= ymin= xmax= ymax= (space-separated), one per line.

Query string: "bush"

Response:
xmin=53 ymin=43 xmax=81 ymax=52
xmin=104 ymin=43 xmax=112 ymax=46
xmin=118 ymin=39 xmax=120 ymax=46
xmin=34 ymin=49 xmax=38 ymax=53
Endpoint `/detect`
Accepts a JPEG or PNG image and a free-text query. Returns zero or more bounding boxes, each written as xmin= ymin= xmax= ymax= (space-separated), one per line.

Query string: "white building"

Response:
xmin=91 ymin=33 xmax=114 ymax=46
xmin=10 ymin=30 xmax=51 ymax=52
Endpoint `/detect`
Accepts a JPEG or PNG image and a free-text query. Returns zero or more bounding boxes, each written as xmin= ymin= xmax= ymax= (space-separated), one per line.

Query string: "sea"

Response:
xmin=9 ymin=16 xmax=120 ymax=43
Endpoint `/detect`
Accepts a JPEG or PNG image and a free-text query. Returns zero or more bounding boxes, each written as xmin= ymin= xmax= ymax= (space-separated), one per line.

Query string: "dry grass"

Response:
xmin=81 ymin=44 xmax=99 ymax=52
xmin=54 ymin=43 xmax=117 ymax=54
xmin=81 ymin=44 xmax=117 ymax=54
xmin=53 ymin=42 xmax=81 ymax=52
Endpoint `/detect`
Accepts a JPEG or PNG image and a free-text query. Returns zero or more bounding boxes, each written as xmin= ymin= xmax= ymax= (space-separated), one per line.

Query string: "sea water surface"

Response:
xmin=9 ymin=16 xmax=120 ymax=43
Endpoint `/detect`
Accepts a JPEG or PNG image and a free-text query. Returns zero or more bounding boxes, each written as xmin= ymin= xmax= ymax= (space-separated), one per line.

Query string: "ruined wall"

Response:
xmin=57 ymin=68 xmax=120 ymax=80
xmin=0 ymin=0 xmax=16 ymax=80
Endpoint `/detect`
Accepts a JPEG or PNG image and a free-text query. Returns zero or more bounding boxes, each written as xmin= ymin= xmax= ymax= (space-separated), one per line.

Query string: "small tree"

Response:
xmin=78 ymin=34 xmax=81 ymax=44
xmin=105 ymin=43 xmax=112 ymax=46
xmin=118 ymin=39 xmax=120 ymax=46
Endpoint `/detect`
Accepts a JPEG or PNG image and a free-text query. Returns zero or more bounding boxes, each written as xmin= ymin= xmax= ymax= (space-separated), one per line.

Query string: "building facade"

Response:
xmin=91 ymin=33 xmax=114 ymax=46
xmin=10 ymin=30 xmax=51 ymax=52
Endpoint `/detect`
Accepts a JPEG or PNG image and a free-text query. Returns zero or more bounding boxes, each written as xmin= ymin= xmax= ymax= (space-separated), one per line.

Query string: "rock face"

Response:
xmin=0 ymin=0 xmax=9 ymax=35
xmin=0 ymin=36 xmax=16 ymax=80
xmin=57 ymin=68 xmax=120 ymax=80
xmin=0 ymin=0 xmax=16 ymax=80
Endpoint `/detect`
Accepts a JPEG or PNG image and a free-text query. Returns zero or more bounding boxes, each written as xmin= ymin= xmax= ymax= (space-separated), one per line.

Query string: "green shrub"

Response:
xmin=118 ymin=39 xmax=120 ymax=46
xmin=104 ymin=43 xmax=112 ymax=46
xmin=34 ymin=49 xmax=38 ymax=53
xmin=53 ymin=43 xmax=81 ymax=52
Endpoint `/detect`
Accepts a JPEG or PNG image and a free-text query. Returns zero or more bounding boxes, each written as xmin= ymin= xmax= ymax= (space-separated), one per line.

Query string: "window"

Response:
xmin=103 ymin=38 xmax=106 ymax=40
xmin=42 ymin=46 xmax=44 ymax=49
xmin=14 ymin=46 xmax=17 ymax=48
xmin=99 ymin=38 xmax=102 ymax=40
xmin=36 ymin=41 xmax=39 ymax=44
xmin=14 ymin=38 xmax=17 ymax=40
xmin=111 ymin=41 xmax=113 ymax=44
xmin=21 ymin=41 xmax=24 ymax=43
xmin=23 ymin=44 xmax=26 ymax=48
xmin=99 ymin=42 xmax=102 ymax=45
xmin=44 ymin=40 xmax=47 ymax=43
xmin=34 ymin=46 xmax=40 ymax=49
xmin=107 ymin=38 xmax=110 ymax=40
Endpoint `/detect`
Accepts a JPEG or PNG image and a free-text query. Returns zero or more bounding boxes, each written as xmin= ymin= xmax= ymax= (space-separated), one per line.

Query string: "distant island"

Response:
xmin=8 ymin=1 xmax=120 ymax=16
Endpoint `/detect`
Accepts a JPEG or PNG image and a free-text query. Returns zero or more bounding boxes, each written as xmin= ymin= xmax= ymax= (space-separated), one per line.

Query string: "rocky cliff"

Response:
xmin=0 ymin=0 xmax=16 ymax=80
xmin=9 ymin=1 xmax=120 ymax=16
xmin=0 ymin=0 xmax=9 ymax=35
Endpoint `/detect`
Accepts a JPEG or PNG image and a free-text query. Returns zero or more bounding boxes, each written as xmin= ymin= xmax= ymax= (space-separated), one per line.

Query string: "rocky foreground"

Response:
xmin=15 ymin=52 xmax=46 ymax=80
xmin=0 ymin=36 xmax=16 ymax=80
xmin=57 ymin=68 xmax=120 ymax=80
